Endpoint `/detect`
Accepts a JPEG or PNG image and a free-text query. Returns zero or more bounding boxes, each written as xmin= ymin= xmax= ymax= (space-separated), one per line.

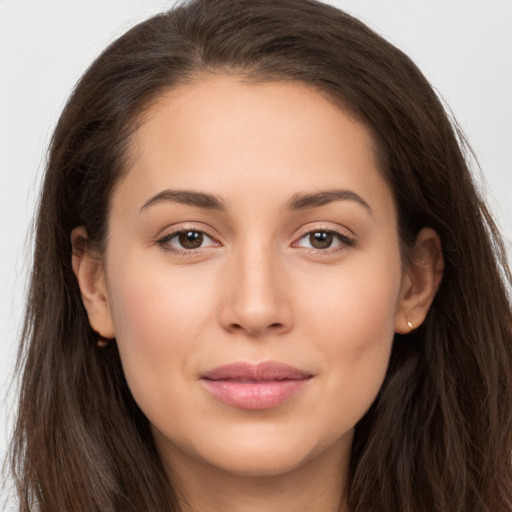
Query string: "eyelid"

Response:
xmin=293 ymin=222 xmax=355 ymax=239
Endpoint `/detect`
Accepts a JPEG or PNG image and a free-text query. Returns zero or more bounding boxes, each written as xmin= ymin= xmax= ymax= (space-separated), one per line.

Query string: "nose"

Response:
xmin=219 ymin=245 xmax=293 ymax=337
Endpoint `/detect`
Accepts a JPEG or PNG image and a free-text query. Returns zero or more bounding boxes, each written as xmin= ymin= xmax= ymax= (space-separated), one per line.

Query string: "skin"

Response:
xmin=72 ymin=75 xmax=443 ymax=512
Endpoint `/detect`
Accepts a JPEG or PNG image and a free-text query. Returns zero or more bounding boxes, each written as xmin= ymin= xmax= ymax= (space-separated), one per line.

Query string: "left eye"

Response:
xmin=295 ymin=230 xmax=351 ymax=250
xmin=160 ymin=230 xmax=217 ymax=251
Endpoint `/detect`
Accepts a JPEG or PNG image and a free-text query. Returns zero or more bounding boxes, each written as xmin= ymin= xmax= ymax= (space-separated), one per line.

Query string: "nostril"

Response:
xmin=228 ymin=321 xmax=285 ymax=335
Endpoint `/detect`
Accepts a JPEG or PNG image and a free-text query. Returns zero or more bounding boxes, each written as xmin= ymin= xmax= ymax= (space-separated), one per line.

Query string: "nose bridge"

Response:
xmin=219 ymin=235 xmax=291 ymax=336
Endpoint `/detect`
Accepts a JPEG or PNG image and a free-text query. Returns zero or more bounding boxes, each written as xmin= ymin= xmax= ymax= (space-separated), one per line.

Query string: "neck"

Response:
xmin=159 ymin=441 xmax=350 ymax=512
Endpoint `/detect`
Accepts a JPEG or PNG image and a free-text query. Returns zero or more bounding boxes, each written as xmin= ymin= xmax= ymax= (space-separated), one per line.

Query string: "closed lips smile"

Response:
xmin=200 ymin=361 xmax=313 ymax=410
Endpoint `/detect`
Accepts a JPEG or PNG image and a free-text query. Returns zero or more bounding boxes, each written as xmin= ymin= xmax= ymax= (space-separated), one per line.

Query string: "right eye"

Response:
xmin=157 ymin=229 xmax=220 ymax=253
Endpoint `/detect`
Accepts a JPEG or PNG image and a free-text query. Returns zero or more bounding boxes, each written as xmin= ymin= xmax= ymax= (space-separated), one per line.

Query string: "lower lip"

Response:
xmin=201 ymin=378 xmax=311 ymax=410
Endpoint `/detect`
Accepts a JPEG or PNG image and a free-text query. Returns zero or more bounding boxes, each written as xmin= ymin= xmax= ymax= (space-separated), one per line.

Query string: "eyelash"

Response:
xmin=293 ymin=227 xmax=356 ymax=254
xmin=156 ymin=226 xmax=356 ymax=256
xmin=156 ymin=226 xmax=219 ymax=255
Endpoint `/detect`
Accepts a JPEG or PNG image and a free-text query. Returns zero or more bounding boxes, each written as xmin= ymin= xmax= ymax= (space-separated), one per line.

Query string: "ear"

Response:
xmin=71 ymin=226 xmax=115 ymax=339
xmin=395 ymin=227 xmax=444 ymax=334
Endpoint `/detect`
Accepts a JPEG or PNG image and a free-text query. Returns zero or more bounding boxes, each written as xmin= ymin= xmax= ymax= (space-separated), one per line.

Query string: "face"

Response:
xmin=81 ymin=75 xmax=414 ymax=479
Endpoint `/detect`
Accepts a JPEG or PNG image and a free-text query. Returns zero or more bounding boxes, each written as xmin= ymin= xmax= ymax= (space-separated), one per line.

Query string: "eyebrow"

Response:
xmin=140 ymin=189 xmax=226 ymax=212
xmin=139 ymin=187 xmax=372 ymax=215
xmin=284 ymin=189 xmax=373 ymax=215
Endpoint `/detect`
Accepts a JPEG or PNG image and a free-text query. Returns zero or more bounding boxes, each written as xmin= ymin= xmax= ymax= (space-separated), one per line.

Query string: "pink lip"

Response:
xmin=200 ymin=361 xmax=313 ymax=410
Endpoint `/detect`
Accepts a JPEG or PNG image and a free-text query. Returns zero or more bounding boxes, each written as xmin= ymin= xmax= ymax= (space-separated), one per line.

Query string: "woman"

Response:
xmin=8 ymin=0 xmax=512 ymax=510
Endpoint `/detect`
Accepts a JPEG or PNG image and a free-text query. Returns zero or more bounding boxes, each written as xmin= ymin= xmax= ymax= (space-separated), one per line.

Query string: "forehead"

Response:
xmin=114 ymin=74 xmax=394 ymax=222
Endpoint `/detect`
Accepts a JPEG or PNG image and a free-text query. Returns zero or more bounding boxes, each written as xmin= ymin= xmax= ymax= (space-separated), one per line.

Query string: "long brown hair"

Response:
xmin=9 ymin=0 xmax=512 ymax=510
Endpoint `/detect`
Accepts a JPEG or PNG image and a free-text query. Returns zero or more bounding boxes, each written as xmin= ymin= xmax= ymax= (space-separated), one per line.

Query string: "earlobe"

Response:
xmin=71 ymin=226 xmax=115 ymax=339
xmin=395 ymin=227 xmax=444 ymax=334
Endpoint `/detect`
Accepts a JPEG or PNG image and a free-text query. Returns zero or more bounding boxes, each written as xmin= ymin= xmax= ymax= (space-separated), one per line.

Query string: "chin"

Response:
xmin=208 ymin=447 xmax=311 ymax=477
xmin=173 ymin=423 xmax=354 ymax=479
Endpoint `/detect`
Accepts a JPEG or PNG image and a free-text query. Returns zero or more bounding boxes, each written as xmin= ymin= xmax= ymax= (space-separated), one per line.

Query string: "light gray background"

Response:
xmin=1 ymin=0 xmax=511 ymax=506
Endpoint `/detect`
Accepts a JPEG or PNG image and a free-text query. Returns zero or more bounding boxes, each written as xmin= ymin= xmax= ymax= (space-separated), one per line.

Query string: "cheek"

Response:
xmin=300 ymin=254 xmax=401 ymax=343
xmin=298 ymin=257 xmax=401 ymax=424
xmin=107 ymin=251 xmax=219 ymax=339
xmin=104 ymin=257 xmax=217 ymax=412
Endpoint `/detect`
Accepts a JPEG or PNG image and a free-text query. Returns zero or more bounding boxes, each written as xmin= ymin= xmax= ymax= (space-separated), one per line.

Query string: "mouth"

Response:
xmin=200 ymin=361 xmax=313 ymax=410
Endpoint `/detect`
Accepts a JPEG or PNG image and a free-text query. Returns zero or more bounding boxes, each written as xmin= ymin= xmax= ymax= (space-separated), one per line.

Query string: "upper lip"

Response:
xmin=201 ymin=361 xmax=313 ymax=381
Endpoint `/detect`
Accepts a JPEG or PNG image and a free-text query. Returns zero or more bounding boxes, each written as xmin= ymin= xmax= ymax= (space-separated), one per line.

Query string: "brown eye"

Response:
xmin=157 ymin=229 xmax=219 ymax=254
xmin=294 ymin=228 xmax=354 ymax=252
xmin=178 ymin=231 xmax=204 ymax=249
xmin=309 ymin=231 xmax=334 ymax=249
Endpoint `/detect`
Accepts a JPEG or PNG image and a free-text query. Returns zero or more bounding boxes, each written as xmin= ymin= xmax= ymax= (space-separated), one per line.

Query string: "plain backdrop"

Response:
xmin=1 ymin=0 xmax=511 ymax=506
